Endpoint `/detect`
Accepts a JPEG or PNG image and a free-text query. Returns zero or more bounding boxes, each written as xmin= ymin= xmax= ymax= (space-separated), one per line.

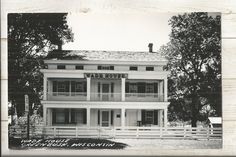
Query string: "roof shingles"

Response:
xmin=50 ymin=50 xmax=166 ymax=62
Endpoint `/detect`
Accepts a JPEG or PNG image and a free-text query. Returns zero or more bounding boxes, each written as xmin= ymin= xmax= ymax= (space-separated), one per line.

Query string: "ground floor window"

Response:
xmin=52 ymin=108 xmax=86 ymax=125
xmin=141 ymin=110 xmax=158 ymax=125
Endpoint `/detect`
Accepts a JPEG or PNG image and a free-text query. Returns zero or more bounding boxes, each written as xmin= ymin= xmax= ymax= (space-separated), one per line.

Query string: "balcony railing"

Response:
xmin=90 ymin=93 xmax=121 ymax=101
xmin=47 ymin=92 xmax=87 ymax=101
xmin=46 ymin=92 xmax=164 ymax=102
xmin=125 ymin=93 xmax=164 ymax=102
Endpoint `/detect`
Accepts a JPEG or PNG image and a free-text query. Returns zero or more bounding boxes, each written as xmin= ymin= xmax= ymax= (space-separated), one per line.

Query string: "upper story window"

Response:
xmin=126 ymin=82 xmax=158 ymax=94
xmin=129 ymin=66 xmax=138 ymax=71
xmin=75 ymin=65 xmax=84 ymax=70
xmin=57 ymin=65 xmax=66 ymax=69
xmin=98 ymin=65 xmax=114 ymax=70
xmin=146 ymin=66 xmax=154 ymax=71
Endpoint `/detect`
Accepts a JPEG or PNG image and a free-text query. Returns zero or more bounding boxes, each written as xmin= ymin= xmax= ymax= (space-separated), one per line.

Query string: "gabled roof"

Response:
xmin=46 ymin=50 xmax=167 ymax=62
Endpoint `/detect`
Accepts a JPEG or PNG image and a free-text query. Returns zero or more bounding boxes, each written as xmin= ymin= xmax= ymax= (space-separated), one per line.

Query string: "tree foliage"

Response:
xmin=160 ymin=13 xmax=221 ymax=126
xmin=8 ymin=13 xmax=73 ymax=116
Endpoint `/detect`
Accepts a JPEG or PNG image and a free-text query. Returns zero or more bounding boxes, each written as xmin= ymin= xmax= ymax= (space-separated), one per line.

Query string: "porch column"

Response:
xmin=121 ymin=78 xmax=126 ymax=101
xmin=164 ymin=108 xmax=168 ymax=128
xmin=86 ymin=77 xmax=91 ymax=101
xmin=159 ymin=81 xmax=164 ymax=101
xmin=86 ymin=108 xmax=91 ymax=127
xmin=43 ymin=76 xmax=47 ymax=100
xmin=43 ymin=106 xmax=47 ymax=126
xmin=158 ymin=110 xmax=163 ymax=127
xmin=121 ymin=108 xmax=125 ymax=128
xmin=164 ymin=78 xmax=168 ymax=101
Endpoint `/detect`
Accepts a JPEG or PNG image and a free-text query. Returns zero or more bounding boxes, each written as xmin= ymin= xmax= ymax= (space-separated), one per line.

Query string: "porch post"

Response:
xmin=158 ymin=110 xmax=163 ymax=127
xmin=86 ymin=108 xmax=91 ymax=127
xmin=86 ymin=77 xmax=91 ymax=101
xmin=43 ymin=76 xmax=47 ymax=100
xmin=121 ymin=78 xmax=126 ymax=101
xmin=164 ymin=78 xmax=168 ymax=101
xmin=43 ymin=106 xmax=47 ymax=126
xmin=121 ymin=108 xmax=125 ymax=129
xmin=164 ymin=108 xmax=168 ymax=128
xmin=159 ymin=80 xmax=164 ymax=101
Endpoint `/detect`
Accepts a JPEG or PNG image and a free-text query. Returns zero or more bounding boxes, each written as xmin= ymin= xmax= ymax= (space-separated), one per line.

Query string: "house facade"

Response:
xmin=41 ymin=48 xmax=170 ymax=130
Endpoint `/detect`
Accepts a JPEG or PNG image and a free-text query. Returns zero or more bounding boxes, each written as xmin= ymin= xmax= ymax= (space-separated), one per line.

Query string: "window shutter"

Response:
xmin=71 ymin=81 xmax=75 ymax=96
xmin=53 ymin=81 xmax=57 ymax=95
xmin=52 ymin=109 xmax=56 ymax=124
xmin=141 ymin=110 xmax=146 ymax=125
xmin=111 ymin=110 xmax=114 ymax=125
xmin=125 ymin=82 xmax=129 ymax=93
xmin=65 ymin=109 xmax=69 ymax=124
xmin=83 ymin=109 xmax=87 ymax=124
xmin=65 ymin=81 xmax=70 ymax=94
xmin=154 ymin=83 xmax=158 ymax=93
xmin=97 ymin=110 xmax=100 ymax=125
xmin=84 ymin=81 xmax=87 ymax=92
xmin=154 ymin=110 xmax=158 ymax=125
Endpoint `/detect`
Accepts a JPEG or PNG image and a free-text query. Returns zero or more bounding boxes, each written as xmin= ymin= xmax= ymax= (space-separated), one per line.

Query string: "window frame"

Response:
xmin=57 ymin=65 xmax=66 ymax=69
xmin=129 ymin=66 xmax=138 ymax=71
xmin=75 ymin=65 xmax=84 ymax=70
xmin=146 ymin=66 xmax=154 ymax=71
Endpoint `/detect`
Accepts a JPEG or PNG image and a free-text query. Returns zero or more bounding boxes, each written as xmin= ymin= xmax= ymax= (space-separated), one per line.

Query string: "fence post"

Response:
xmin=207 ymin=127 xmax=210 ymax=140
xmin=183 ymin=127 xmax=186 ymax=139
xmin=75 ymin=127 xmax=78 ymax=137
xmin=53 ymin=127 xmax=56 ymax=138
xmin=136 ymin=127 xmax=139 ymax=138
xmin=160 ymin=127 xmax=162 ymax=138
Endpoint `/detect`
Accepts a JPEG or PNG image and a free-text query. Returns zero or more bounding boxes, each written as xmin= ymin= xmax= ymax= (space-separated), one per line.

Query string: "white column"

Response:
xmin=159 ymin=81 xmax=164 ymax=101
xmin=43 ymin=76 xmax=47 ymax=100
xmin=158 ymin=110 xmax=163 ymax=127
xmin=164 ymin=108 xmax=168 ymax=128
xmin=86 ymin=108 xmax=91 ymax=127
xmin=164 ymin=78 xmax=168 ymax=101
xmin=121 ymin=108 xmax=125 ymax=128
xmin=121 ymin=78 xmax=126 ymax=101
xmin=86 ymin=77 xmax=91 ymax=101
xmin=43 ymin=106 xmax=47 ymax=126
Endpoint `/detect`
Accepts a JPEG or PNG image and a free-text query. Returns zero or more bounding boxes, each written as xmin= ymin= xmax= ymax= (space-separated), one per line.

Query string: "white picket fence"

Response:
xmin=42 ymin=126 xmax=222 ymax=140
xmin=9 ymin=125 xmax=222 ymax=140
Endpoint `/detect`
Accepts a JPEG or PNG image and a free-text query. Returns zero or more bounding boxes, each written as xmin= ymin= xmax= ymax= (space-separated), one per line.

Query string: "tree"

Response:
xmin=160 ymin=13 xmax=221 ymax=127
xmin=8 ymin=13 xmax=73 ymax=116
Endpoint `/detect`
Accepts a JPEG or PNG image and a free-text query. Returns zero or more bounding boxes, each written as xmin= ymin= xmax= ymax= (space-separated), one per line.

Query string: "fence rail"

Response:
xmin=9 ymin=125 xmax=222 ymax=140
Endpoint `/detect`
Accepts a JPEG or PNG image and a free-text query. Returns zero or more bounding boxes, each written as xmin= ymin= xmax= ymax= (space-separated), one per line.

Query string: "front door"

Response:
xmin=101 ymin=110 xmax=110 ymax=127
xmin=102 ymin=84 xmax=109 ymax=101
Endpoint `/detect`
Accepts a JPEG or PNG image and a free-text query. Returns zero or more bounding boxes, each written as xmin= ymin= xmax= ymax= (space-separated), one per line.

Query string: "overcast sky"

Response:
xmin=63 ymin=13 xmax=177 ymax=52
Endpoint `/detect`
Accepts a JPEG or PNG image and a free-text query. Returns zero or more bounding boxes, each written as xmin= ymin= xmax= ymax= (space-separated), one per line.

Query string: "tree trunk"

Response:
xmin=191 ymin=95 xmax=200 ymax=127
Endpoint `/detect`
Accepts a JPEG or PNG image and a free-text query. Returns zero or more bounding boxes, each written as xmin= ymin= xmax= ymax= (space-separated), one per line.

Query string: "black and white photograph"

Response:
xmin=6 ymin=12 xmax=222 ymax=152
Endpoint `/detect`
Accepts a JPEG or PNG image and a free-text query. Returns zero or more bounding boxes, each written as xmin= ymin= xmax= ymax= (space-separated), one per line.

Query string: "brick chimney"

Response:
xmin=148 ymin=43 xmax=153 ymax=53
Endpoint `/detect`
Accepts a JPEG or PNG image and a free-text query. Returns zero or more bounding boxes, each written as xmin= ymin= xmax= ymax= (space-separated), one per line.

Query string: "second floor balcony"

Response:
xmin=45 ymin=78 xmax=166 ymax=102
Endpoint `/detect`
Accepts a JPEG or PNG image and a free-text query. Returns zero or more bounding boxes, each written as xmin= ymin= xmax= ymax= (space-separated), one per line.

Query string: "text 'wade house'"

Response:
xmin=40 ymin=44 xmax=170 ymax=138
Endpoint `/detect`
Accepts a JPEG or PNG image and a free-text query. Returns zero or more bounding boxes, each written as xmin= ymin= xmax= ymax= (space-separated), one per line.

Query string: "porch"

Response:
xmin=44 ymin=108 xmax=168 ymax=128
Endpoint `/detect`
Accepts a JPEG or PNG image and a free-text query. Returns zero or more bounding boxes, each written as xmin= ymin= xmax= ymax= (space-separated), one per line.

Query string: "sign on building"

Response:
xmin=84 ymin=73 xmax=128 ymax=79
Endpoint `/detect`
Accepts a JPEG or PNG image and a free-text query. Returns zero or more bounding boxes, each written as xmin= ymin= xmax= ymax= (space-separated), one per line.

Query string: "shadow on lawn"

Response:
xmin=9 ymin=137 xmax=128 ymax=150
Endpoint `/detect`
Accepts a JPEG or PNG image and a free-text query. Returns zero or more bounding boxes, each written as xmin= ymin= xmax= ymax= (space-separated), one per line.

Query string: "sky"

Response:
xmin=63 ymin=13 xmax=177 ymax=52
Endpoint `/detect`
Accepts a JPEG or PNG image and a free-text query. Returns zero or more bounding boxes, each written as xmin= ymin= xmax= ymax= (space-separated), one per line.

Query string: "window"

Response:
xmin=129 ymin=66 xmax=138 ymax=71
xmin=146 ymin=83 xmax=154 ymax=93
xmin=57 ymin=81 xmax=69 ymax=95
xmin=145 ymin=110 xmax=154 ymax=124
xmin=129 ymin=83 xmax=138 ymax=93
xmin=146 ymin=66 xmax=154 ymax=71
xmin=57 ymin=65 xmax=66 ymax=69
xmin=98 ymin=65 xmax=114 ymax=70
xmin=75 ymin=65 xmax=84 ymax=70
xmin=111 ymin=82 xmax=114 ymax=97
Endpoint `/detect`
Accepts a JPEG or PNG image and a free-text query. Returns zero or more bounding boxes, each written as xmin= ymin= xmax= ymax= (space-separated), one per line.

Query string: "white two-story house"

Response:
xmin=41 ymin=46 xmax=170 ymax=132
